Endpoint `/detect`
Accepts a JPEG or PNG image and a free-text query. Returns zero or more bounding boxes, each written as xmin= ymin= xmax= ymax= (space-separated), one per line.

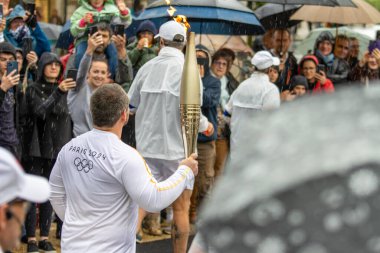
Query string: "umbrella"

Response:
xmin=238 ymin=0 xmax=356 ymax=7
xmin=56 ymin=20 xmax=74 ymax=49
xmin=294 ymin=26 xmax=372 ymax=60
xmin=197 ymin=86 xmax=380 ymax=252
xmin=39 ymin=22 xmax=63 ymax=41
xmin=254 ymin=4 xmax=301 ymax=29
xmin=290 ymin=0 xmax=380 ymax=24
xmin=134 ymin=0 xmax=265 ymax=35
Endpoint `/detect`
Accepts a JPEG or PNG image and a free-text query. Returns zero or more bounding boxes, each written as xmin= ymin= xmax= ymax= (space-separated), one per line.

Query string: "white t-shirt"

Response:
xmin=49 ymin=129 xmax=194 ymax=253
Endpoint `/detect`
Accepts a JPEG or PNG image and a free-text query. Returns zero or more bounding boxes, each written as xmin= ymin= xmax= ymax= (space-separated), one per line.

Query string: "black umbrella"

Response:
xmin=197 ymin=86 xmax=380 ymax=252
xmin=254 ymin=4 xmax=301 ymax=29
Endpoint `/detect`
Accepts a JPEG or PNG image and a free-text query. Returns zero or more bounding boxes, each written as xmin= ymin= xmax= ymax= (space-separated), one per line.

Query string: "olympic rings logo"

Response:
xmin=74 ymin=157 xmax=94 ymax=173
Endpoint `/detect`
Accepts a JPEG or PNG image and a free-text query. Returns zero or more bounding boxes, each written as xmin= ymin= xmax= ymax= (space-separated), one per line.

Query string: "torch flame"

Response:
xmin=174 ymin=15 xmax=191 ymax=31
xmin=167 ymin=6 xmax=177 ymax=17
xmin=165 ymin=0 xmax=190 ymax=31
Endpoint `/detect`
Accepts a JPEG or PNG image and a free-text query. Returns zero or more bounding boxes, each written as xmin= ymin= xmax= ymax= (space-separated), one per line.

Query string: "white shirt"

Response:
xmin=49 ymin=129 xmax=194 ymax=253
xmin=128 ymin=46 xmax=208 ymax=160
xmin=225 ymin=72 xmax=280 ymax=164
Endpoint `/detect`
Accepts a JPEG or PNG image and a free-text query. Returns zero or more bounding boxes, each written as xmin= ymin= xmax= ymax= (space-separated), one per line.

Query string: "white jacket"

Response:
xmin=128 ymin=46 xmax=208 ymax=160
xmin=225 ymin=72 xmax=280 ymax=164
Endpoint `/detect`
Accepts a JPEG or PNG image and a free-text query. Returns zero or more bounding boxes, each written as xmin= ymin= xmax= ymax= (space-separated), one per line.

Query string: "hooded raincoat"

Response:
xmin=4 ymin=5 xmax=51 ymax=58
xmin=70 ymin=0 xmax=132 ymax=44
xmin=225 ymin=72 xmax=280 ymax=165
xmin=128 ymin=46 xmax=209 ymax=161
xmin=25 ymin=53 xmax=72 ymax=159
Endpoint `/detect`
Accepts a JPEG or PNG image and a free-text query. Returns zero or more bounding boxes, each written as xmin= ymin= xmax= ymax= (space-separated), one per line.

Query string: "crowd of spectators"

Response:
xmin=1 ymin=0 xmax=380 ymax=252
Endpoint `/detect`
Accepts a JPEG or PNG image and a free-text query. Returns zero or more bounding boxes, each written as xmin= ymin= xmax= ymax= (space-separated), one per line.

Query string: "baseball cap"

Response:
xmin=0 ymin=148 xmax=50 ymax=205
xmin=251 ymin=51 xmax=280 ymax=70
xmin=154 ymin=20 xmax=186 ymax=42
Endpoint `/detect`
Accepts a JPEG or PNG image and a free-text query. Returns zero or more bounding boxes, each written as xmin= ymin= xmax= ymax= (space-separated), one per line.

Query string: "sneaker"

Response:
xmin=38 ymin=240 xmax=56 ymax=253
xmin=27 ymin=240 xmax=39 ymax=253
xmin=136 ymin=229 xmax=143 ymax=244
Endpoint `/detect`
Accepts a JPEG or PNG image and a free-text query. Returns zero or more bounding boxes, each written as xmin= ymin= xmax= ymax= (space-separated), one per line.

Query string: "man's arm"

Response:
xmin=113 ymin=35 xmax=133 ymax=92
xmin=49 ymin=151 xmax=67 ymax=220
xmin=121 ymin=151 xmax=197 ymax=212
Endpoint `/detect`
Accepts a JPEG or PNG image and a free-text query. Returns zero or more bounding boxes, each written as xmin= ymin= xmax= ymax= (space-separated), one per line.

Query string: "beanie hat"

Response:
xmin=314 ymin=31 xmax=334 ymax=52
xmin=298 ymin=54 xmax=319 ymax=74
xmin=136 ymin=20 xmax=157 ymax=36
xmin=289 ymin=75 xmax=309 ymax=91
xmin=0 ymin=42 xmax=17 ymax=59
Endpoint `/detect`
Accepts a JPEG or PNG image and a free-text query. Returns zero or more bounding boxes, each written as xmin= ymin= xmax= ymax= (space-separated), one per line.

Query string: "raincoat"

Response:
xmin=70 ymin=0 xmax=132 ymax=44
xmin=225 ymin=72 xmax=280 ymax=165
xmin=4 ymin=5 xmax=51 ymax=58
xmin=128 ymin=46 xmax=209 ymax=160
xmin=25 ymin=53 xmax=72 ymax=159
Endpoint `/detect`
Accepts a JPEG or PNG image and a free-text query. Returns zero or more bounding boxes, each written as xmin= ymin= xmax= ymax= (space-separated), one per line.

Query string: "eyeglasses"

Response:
xmin=302 ymin=67 xmax=316 ymax=71
xmin=213 ymin=61 xmax=228 ymax=67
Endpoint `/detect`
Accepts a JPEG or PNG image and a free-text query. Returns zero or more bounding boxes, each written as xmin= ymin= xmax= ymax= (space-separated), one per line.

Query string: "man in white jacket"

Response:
xmin=128 ymin=20 xmax=212 ymax=252
xmin=49 ymin=84 xmax=199 ymax=253
xmin=225 ymin=51 xmax=281 ymax=166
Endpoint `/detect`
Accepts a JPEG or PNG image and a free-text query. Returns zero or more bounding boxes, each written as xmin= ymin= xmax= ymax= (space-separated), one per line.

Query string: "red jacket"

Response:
xmin=299 ymin=55 xmax=335 ymax=94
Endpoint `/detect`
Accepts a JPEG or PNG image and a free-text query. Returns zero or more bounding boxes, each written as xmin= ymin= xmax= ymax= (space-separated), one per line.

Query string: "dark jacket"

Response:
xmin=349 ymin=63 xmax=380 ymax=86
xmin=0 ymin=85 xmax=19 ymax=149
xmin=198 ymin=73 xmax=221 ymax=142
xmin=25 ymin=53 xmax=72 ymax=159
xmin=327 ymin=58 xmax=350 ymax=87
xmin=273 ymin=52 xmax=298 ymax=92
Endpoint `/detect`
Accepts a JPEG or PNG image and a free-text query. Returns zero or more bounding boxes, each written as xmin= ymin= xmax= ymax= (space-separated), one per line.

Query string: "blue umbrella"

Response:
xmin=133 ymin=0 xmax=264 ymax=35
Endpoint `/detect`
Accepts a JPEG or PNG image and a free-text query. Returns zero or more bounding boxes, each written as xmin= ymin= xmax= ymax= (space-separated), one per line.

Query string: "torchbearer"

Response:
xmin=128 ymin=20 xmax=213 ymax=252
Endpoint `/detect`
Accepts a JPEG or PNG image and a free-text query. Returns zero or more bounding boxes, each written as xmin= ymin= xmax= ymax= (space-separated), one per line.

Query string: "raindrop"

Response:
xmin=367 ymin=237 xmax=380 ymax=252
xmin=210 ymin=226 xmax=235 ymax=249
xmin=323 ymin=212 xmax=343 ymax=232
xmin=288 ymin=229 xmax=307 ymax=246
xmin=287 ymin=209 xmax=305 ymax=227
xmin=256 ymin=236 xmax=287 ymax=253
xmin=348 ymin=169 xmax=379 ymax=198
xmin=242 ymin=230 xmax=261 ymax=248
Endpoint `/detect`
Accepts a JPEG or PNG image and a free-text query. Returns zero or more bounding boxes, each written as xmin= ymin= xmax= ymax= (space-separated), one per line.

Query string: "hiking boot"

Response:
xmin=38 ymin=240 xmax=56 ymax=253
xmin=26 ymin=240 xmax=39 ymax=253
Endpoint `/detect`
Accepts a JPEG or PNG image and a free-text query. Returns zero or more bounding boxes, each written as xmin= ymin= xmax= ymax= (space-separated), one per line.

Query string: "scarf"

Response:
xmin=315 ymin=50 xmax=334 ymax=67
xmin=9 ymin=25 xmax=31 ymax=44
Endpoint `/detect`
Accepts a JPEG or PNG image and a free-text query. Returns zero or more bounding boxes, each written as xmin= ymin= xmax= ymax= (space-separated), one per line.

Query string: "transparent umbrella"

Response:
xmin=197 ymin=86 xmax=380 ymax=253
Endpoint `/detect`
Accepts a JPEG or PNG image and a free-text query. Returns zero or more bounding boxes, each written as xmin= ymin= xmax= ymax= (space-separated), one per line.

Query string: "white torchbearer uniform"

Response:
xmin=128 ymin=46 xmax=208 ymax=185
xmin=49 ymin=129 xmax=194 ymax=253
xmin=225 ymin=72 xmax=280 ymax=165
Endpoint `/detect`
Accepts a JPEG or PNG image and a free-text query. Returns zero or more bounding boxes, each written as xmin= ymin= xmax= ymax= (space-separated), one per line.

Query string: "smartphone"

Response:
xmin=66 ymin=69 xmax=78 ymax=81
xmin=89 ymin=26 xmax=98 ymax=36
xmin=196 ymin=57 xmax=207 ymax=66
xmin=26 ymin=3 xmax=35 ymax=15
xmin=22 ymin=37 xmax=33 ymax=58
xmin=7 ymin=61 xmax=18 ymax=75
xmin=317 ymin=64 xmax=326 ymax=73
xmin=113 ymin=24 xmax=124 ymax=36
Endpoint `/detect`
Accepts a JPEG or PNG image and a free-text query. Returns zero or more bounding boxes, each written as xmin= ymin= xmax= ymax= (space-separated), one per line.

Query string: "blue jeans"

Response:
xmin=74 ymin=40 xmax=117 ymax=80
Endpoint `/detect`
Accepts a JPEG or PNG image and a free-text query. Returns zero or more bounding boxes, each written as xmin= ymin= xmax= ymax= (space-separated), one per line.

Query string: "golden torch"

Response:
xmin=180 ymin=32 xmax=201 ymax=158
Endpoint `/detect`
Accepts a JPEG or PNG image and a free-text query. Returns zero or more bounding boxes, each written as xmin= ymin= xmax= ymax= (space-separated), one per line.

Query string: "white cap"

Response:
xmin=154 ymin=20 xmax=186 ymax=42
xmin=251 ymin=51 xmax=280 ymax=70
xmin=0 ymin=148 xmax=50 ymax=205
